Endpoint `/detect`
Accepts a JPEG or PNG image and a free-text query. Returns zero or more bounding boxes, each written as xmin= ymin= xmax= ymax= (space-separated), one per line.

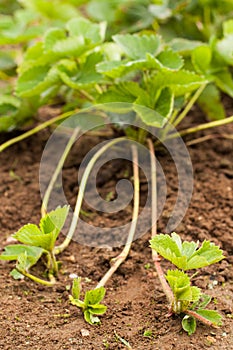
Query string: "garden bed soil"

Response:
xmin=0 ymin=105 xmax=232 ymax=350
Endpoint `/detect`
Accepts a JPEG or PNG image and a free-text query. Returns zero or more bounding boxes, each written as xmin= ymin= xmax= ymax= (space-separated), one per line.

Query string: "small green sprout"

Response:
xmin=69 ymin=278 xmax=107 ymax=325
xmin=0 ymin=205 xmax=69 ymax=285
xmin=150 ymin=232 xmax=224 ymax=335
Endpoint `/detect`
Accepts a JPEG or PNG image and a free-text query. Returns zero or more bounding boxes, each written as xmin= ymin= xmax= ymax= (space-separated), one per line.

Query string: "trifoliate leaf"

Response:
xmin=113 ymin=34 xmax=161 ymax=60
xmin=43 ymin=27 xmax=66 ymax=53
xmin=182 ymin=315 xmax=196 ymax=335
xmin=150 ymin=233 xmax=224 ymax=270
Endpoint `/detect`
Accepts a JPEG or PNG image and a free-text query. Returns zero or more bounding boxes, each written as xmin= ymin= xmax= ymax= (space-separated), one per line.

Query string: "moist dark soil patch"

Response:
xmin=0 ymin=107 xmax=232 ymax=350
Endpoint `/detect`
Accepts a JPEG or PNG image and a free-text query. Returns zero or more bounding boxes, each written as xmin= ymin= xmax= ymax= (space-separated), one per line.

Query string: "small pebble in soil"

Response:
xmin=69 ymin=273 xmax=78 ymax=279
xmin=81 ymin=328 xmax=90 ymax=337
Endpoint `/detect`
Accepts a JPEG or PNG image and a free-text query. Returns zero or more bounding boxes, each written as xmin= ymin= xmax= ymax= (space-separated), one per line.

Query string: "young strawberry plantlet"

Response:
xmin=69 ymin=277 xmax=107 ymax=325
xmin=150 ymin=233 xmax=224 ymax=335
xmin=0 ymin=206 xmax=69 ymax=286
xmin=69 ymin=144 xmax=139 ymax=324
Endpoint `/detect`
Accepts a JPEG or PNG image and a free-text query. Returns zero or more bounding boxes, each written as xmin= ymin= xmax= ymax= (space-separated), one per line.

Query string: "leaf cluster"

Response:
xmin=69 ymin=278 xmax=107 ymax=325
xmin=0 ymin=206 xmax=69 ymax=282
xmin=150 ymin=232 xmax=224 ymax=334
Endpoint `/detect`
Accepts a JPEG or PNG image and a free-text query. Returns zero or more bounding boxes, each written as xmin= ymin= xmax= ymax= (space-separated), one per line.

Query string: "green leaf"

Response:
xmin=150 ymin=233 xmax=224 ymax=270
xmin=0 ymin=244 xmax=44 ymax=261
xmin=166 ymin=269 xmax=201 ymax=302
xmin=215 ymin=69 xmax=233 ymax=97
xmin=40 ymin=205 xmax=69 ymax=236
xmin=149 ymin=70 xmax=208 ymax=97
xmin=16 ymin=65 xmax=60 ymax=97
xmin=43 ymin=27 xmax=66 ymax=52
xmin=223 ymin=19 xmax=233 ymax=36
xmin=84 ymin=287 xmax=106 ymax=306
xmin=182 ymin=315 xmax=196 ymax=335
xmin=192 ymin=293 xmax=212 ymax=309
xmin=191 ymin=45 xmax=212 ymax=74
xmin=133 ymin=104 xmax=167 ymax=128
xmin=169 ymin=38 xmax=203 ymax=54
xmin=67 ymin=17 xmax=106 ymax=44
xmin=156 ymin=49 xmax=184 ymax=70
xmin=69 ymin=295 xmax=85 ymax=309
xmin=10 ymin=268 xmax=25 ymax=280
xmin=89 ymin=304 xmax=107 ymax=315
xmin=195 ymin=309 xmax=222 ymax=326
xmin=16 ymin=251 xmax=42 ymax=272
xmin=59 ymin=52 xmax=103 ymax=88
xmin=113 ymin=34 xmax=161 ymax=60
xmin=0 ymin=51 xmax=16 ymax=72
xmin=154 ymin=87 xmax=174 ymax=118
xmin=187 ymin=240 xmax=224 ymax=270
xmin=71 ymin=277 xmax=82 ymax=300
xmin=198 ymin=84 xmax=225 ymax=120
xmin=97 ymin=82 xmax=148 ymax=104
xmin=12 ymin=224 xmax=55 ymax=251
xmin=84 ymin=310 xmax=100 ymax=325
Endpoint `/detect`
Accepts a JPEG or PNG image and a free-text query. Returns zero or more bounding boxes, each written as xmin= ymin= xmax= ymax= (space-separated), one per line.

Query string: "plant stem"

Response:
xmin=168 ymin=115 xmax=233 ymax=140
xmin=55 ymin=137 xmax=127 ymax=255
xmin=186 ymin=309 xmax=219 ymax=328
xmin=41 ymin=127 xmax=80 ymax=217
xmin=0 ymin=109 xmax=78 ymax=153
xmin=95 ymin=144 xmax=140 ymax=289
xmin=173 ymin=84 xmax=207 ymax=128
xmin=147 ymin=138 xmax=174 ymax=306
xmin=20 ymin=270 xmax=56 ymax=286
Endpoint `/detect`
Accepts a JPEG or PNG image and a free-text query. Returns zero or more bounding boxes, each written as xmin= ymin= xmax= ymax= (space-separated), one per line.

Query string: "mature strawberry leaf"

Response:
xmin=113 ymin=34 xmax=161 ymax=60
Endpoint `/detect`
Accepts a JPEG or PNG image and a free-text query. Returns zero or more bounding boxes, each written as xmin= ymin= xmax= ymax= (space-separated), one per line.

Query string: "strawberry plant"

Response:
xmin=0 ymin=205 xmax=69 ymax=286
xmin=150 ymin=232 xmax=224 ymax=335
xmin=69 ymin=277 xmax=107 ymax=325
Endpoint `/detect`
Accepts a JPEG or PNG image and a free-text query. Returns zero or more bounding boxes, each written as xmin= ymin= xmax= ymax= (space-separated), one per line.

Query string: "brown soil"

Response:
xmin=0 ymin=105 xmax=233 ymax=350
